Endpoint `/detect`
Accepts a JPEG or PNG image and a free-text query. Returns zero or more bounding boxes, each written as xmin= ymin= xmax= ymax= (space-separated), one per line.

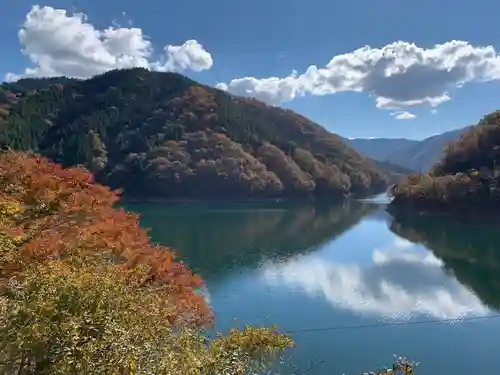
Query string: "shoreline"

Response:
xmin=117 ymin=189 xmax=390 ymax=205
xmin=119 ymin=194 xmax=389 ymax=205
xmin=387 ymin=202 xmax=500 ymax=222
xmin=119 ymin=196 xmax=347 ymax=206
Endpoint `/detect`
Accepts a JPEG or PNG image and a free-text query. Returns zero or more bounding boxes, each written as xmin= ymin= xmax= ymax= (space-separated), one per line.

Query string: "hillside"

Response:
xmin=342 ymin=127 xmax=471 ymax=172
xmin=343 ymin=137 xmax=418 ymax=162
xmin=389 ymin=111 xmax=500 ymax=212
xmin=369 ymin=159 xmax=413 ymax=181
xmin=385 ymin=127 xmax=472 ymax=172
xmin=0 ymin=68 xmax=396 ymax=200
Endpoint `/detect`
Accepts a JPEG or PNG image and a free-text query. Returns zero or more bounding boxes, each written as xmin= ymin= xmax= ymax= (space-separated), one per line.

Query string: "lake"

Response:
xmin=125 ymin=197 xmax=500 ymax=375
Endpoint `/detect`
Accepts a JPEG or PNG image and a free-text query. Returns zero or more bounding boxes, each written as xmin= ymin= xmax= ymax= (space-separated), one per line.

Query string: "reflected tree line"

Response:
xmin=388 ymin=213 xmax=500 ymax=311
xmin=130 ymin=198 xmax=500 ymax=313
xmin=127 ymin=200 xmax=377 ymax=280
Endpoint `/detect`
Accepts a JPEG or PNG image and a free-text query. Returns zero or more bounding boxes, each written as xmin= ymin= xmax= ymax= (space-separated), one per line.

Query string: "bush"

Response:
xmin=0 ymin=151 xmax=293 ymax=375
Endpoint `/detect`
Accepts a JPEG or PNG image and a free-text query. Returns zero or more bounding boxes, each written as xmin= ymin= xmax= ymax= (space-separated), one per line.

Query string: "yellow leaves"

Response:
xmin=0 ymin=200 xmax=23 ymax=216
xmin=199 ymin=326 xmax=294 ymax=375
xmin=129 ymin=359 xmax=135 ymax=375
xmin=0 ymin=151 xmax=294 ymax=375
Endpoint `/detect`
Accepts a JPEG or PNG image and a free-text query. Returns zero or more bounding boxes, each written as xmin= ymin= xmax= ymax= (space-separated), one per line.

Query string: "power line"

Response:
xmin=283 ymin=313 xmax=500 ymax=334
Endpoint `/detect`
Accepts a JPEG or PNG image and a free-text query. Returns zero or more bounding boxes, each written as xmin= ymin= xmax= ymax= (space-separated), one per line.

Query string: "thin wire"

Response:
xmin=283 ymin=313 xmax=500 ymax=334
xmin=297 ymin=359 xmax=325 ymax=374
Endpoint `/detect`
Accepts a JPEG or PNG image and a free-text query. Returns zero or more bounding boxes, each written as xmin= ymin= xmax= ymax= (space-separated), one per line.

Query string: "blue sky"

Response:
xmin=2 ymin=0 xmax=500 ymax=140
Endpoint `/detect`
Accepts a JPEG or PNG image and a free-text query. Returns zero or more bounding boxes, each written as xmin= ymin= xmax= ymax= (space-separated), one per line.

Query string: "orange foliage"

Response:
xmin=0 ymin=150 xmax=212 ymax=327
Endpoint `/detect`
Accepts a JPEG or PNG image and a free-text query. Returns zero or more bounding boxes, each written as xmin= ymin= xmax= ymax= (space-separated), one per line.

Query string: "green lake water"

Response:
xmin=125 ymin=197 xmax=500 ymax=375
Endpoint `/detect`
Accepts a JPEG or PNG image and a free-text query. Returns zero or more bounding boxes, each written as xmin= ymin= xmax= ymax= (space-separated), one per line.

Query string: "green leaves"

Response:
xmin=0 ymin=151 xmax=294 ymax=375
xmin=1 ymin=68 xmax=388 ymax=200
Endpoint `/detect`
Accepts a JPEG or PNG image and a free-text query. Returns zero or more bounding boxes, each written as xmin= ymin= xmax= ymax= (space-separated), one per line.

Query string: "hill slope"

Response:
xmin=385 ymin=127 xmax=472 ymax=172
xmin=0 ymin=68 xmax=394 ymax=200
xmin=342 ymin=127 xmax=471 ymax=172
xmin=390 ymin=111 xmax=500 ymax=212
xmin=343 ymin=137 xmax=419 ymax=162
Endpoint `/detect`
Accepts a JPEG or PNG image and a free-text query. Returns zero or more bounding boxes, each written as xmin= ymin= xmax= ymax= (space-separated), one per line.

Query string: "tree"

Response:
xmin=0 ymin=68 xmax=392 ymax=200
xmin=390 ymin=111 xmax=500 ymax=212
xmin=0 ymin=151 xmax=293 ymax=375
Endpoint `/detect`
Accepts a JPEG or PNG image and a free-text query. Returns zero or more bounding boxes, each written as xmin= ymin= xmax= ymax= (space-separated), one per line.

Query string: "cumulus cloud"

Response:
xmin=392 ymin=111 xmax=417 ymax=120
xmin=215 ymin=71 xmax=301 ymax=105
xmin=218 ymin=41 xmax=500 ymax=112
xmin=6 ymin=5 xmax=213 ymax=81
xmin=154 ymin=40 xmax=213 ymax=73
xmin=262 ymin=238 xmax=489 ymax=320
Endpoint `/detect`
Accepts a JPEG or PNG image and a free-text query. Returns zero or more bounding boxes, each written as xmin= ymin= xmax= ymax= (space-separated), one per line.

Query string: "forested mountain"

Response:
xmin=342 ymin=127 xmax=471 ymax=172
xmin=390 ymin=111 xmax=500 ymax=212
xmin=343 ymin=137 xmax=418 ymax=162
xmin=385 ymin=127 xmax=472 ymax=171
xmin=0 ymin=68 xmax=399 ymax=200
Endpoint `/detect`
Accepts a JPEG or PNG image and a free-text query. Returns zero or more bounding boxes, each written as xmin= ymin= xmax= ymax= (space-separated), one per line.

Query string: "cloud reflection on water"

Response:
xmin=262 ymin=237 xmax=489 ymax=320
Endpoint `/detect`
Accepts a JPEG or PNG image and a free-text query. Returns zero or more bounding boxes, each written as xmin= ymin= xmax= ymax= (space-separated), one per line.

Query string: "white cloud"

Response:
xmin=215 ymin=82 xmax=228 ymax=91
xmin=262 ymin=239 xmax=489 ymax=320
xmin=393 ymin=237 xmax=414 ymax=249
xmin=6 ymin=5 xmax=213 ymax=81
xmin=392 ymin=111 xmax=417 ymax=120
xmin=218 ymin=40 xmax=500 ymax=113
xmin=215 ymin=71 xmax=302 ymax=105
xmin=155 ymin=40 xmax=213 ymax=73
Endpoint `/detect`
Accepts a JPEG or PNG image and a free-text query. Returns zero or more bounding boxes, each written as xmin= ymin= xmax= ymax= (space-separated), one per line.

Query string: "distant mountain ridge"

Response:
xmin=342 ymin=138 xmax=419 ymax=162
xmin=341 ymin=127 xmax=472 ymax=172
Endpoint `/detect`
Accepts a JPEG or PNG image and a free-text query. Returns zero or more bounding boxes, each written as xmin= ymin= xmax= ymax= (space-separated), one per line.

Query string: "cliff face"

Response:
xmin=0 ymin=68 xmax=393 ymax=199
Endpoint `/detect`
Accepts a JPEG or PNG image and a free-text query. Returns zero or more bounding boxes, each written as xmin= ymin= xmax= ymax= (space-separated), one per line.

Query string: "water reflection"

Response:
xmin=263 ymin=234 xmax=489 ymax=320
xmin=129 ymin=200 xmax=377 ymax=281
xmin=129 ymin=201 xmax=500 ymax=375
xmin=388 ymin=213 xmax=500 ymax=312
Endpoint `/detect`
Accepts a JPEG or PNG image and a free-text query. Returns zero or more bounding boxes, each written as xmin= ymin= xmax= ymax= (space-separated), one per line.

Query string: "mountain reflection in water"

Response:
xmin=128 ymin=200 xmax=500 ymax=375
xmin=389 ymin=213 xmax=500 ymax=312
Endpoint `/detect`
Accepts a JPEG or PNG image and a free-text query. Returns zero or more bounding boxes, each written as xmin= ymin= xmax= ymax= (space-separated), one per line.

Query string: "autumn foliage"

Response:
xmin=0 ymin=150 xmax=210 ymax=325
xmin=0 ymin=151 xmax=293 ymax=374
xmin=0 ymin=68 xmax=391 ymax=200
xmin=390 ymin=111 xmax=500 ymax=212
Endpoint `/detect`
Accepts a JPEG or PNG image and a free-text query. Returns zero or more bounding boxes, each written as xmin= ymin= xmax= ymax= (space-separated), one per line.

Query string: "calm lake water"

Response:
xmin=125 ymin=197 xmax=500 ymax=375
